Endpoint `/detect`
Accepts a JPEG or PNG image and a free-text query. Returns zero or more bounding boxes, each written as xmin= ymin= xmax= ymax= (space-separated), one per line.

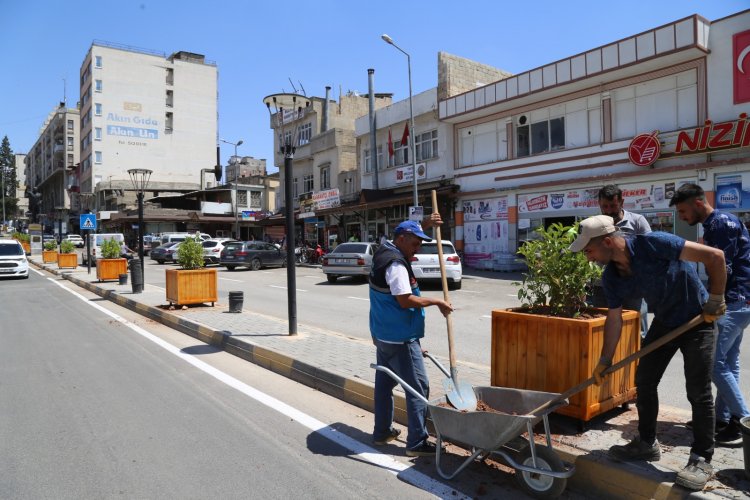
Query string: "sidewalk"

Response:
xmin=33 ymin=258 xmax=749 ymax=499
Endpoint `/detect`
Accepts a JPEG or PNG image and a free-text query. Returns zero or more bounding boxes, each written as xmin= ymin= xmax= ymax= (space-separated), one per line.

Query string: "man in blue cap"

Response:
xmin=370 ymin=214 xmax=453 ymax=456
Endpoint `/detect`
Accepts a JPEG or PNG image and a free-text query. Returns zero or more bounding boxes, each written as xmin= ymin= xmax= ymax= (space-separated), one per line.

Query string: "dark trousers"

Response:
xmin=636 ymin=319 xmax=716 ymax=461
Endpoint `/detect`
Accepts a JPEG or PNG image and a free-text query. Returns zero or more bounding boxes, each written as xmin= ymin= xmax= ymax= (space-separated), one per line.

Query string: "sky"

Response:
xmin=1 ymin=0 xmax=747 ymax=175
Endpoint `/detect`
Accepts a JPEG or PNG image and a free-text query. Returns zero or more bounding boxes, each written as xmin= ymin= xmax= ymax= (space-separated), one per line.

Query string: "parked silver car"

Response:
xmin=321 ymin=242 xmax=377 ymax=283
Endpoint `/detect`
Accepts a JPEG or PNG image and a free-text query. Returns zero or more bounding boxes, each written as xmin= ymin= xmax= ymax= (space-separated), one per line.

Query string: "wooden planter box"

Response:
xmin=96 ymin=258 xmax=128 ymax=282
xmin=17 ymin=241 xmax=30 ymax=254
xmin=57 ymin=253 xmax=78 ymax=269
xmin=42 ymin=250 xmax=58 ymax=263
xmin=165 ymin=268 xmax=218 ymax=306
xmin=491 ymin=308 xmax=640 ymax=422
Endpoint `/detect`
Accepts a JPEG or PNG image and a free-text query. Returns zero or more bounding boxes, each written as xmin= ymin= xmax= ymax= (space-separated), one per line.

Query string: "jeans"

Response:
xmin=714 ymin=301 xmax=750 ymax=422
xmin=373 ymin=339 xmax=429 ymax=449
xmin=636 ymin=319 xmax=715 ymax=461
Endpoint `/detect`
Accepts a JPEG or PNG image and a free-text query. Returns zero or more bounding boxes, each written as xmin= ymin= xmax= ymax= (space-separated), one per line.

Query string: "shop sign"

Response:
xmin=462 ymin=195 xmax=510 ymax=267
xmin=734 ymin=29 xmax=750 ymax=104
xmin=241 ymin=210 xmax=272 ymax=221
xmin=628 ymin=132 xmax=661 ymax=167
xmin=312 ymin=188 xmax=340 ymax=210
xmin=462 ymin=197 xmax=508 ymax=221
xmin=716 ymin=174 xmax=750 ymax=210
xmin=395 ymin=163 xmax=427 ymax=184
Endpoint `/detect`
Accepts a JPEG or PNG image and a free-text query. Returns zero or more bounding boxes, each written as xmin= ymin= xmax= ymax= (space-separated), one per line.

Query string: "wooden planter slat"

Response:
xmin=491 ymin=308 xmax=640 ymax=422
xmin=42 ymin=250 xmax=58 ymax=263
xmin=165 ymin=268 xmax=217 ymax=306
xmin=96 ymin=258 xmax=128 ymax=282
xmin=57 ymin=253 xmax=78 ymax=269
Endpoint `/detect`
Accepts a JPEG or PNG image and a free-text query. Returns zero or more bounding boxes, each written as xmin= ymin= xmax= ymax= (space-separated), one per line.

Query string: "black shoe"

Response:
xmin=373 ymin=428 xmax=401 ymax=446
xmin=609 ymin=437 xmax=661 ymax=461
xmin=406 ymin=441 xmax=442 ymax=457
xmin=675 ymin=455 xmax=713 ymax=491
xmin=715 ymin=417 xmax=742 ymax=445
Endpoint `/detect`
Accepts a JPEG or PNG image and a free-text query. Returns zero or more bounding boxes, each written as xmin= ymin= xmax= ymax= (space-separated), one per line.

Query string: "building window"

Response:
xmin=166 ymin=68 xmax=174 ymax=85
xmin=364 ymin=146 xmax=384 ymax=173
xmin=94 ymin=127 xmax=102 ymax=141
xmin=94 ymin=103 xmax=102 ymax=116
xmin=237 ymin=190 xmax=247 ymax=208
xmin=293 ymin=177 xmax=299 ymax=200
xmin=67 ymin=137 xmax=74 ymax=151
xmin=165 ymin=112 xmax=173 ymax=133
xmin=516 ymin=116 xmax=565 ymax=157
xmin=95 ymin=79 xmax=102 ymax=92
xmin=320 ymin=165 xmax=330 ymax=190
xmin=415 ymin=129 xmax=438 ymax=161
xmin=95 ymin=55 xmax=102 ymax=68
xmin=303 ymin=174 xmax=314 ymax=194
xmin=94 ymin=151 xmax=102 ymax=164
xmin=67 ymin=154 xmax=74 ymax=167
xmin=166 ymin=90 xmax=173 ymax=107
xmin=283 ymin=130 xmax=292 ymax=147
xmin=392 ymin=140 xmax=409 ymax=167
xmin=250 ymin=191 xmax=261 ymax=209
xmin=82 ymin=156 xmax=91 ymax=172
xmin=297 ymin=123 xmax=312 ymax=146
xmin=67 ymin=120 xmax=74 ymax=131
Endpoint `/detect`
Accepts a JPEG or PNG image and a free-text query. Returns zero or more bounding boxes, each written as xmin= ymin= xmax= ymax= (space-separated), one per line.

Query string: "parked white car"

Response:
xmin=410 ymin=240 xmax=462 ymax=290
xmin=0 ymin=239 xmax=29 ymax=279
xmin=202 ymin=238 xmax=237 ymax=265
xmin=65 ymin=234 xmax=85 ymax=248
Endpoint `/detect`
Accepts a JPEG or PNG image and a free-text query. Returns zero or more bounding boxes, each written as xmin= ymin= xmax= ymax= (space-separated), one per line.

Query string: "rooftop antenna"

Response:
xmin=298 ymin=81 xmax=306 ymax=96
xmin=288 ymin=78 xmax=298 ymax=94
xmin=62 ymin=77 xmax=66 ymax=106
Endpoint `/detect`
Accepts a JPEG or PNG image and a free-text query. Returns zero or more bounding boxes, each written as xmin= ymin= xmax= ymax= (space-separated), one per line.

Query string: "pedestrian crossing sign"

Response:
xmin=80 ymin=214 xmax=97 ymax=230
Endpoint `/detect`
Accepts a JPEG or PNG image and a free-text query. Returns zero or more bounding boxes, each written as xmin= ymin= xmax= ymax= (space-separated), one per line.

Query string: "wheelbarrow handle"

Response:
xmin=422 ymin=351 xmax=452 ymax=379
xmin=370 ymin=363 xmax=430 ymax=404
xmin=529 ymin=314 xmax=705 ymax=416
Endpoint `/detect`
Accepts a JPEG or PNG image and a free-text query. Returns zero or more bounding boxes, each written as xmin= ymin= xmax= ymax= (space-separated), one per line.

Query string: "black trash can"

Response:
xmin=741 ymin=416 xmax=750 ymax=479
xmin=118 ymin=273 xmax=128 ymax=285
xmin=130 ymin=260 xmax=143 ymax=294
xmin=228 ymin=291 xmax=244 ymax=313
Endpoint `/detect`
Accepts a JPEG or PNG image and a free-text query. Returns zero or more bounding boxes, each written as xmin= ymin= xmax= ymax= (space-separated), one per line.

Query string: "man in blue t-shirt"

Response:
xmin=570 ymin=215 xmax=726 ymax=492
xmin=369 ymin=215 xmax=453 ymax=457
xmin=671 ymin=183 xmax=750 ymax=445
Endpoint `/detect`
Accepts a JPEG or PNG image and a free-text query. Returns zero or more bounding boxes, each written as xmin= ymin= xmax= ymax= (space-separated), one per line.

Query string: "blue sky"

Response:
xmin=1 ymin=0 xmax=746 ymax=174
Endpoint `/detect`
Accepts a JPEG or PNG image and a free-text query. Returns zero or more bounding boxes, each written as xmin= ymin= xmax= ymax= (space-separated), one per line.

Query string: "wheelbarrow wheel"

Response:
xmin=514 ymin=445 xmax=567 ymax=499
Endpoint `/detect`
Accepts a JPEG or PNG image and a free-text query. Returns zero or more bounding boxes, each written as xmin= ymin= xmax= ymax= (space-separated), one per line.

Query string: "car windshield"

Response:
xmin=0 ymin=244 xmax=23 ymax=256
xmin=333 ymin=243 xmax=368 ymax=254
xmin=418 ymin=243 xmax=456 ymax=255
xmin=223 ymin=242 xmax=244 ymax=251
xmin=202 ymin=241 xmax=218 ymax=248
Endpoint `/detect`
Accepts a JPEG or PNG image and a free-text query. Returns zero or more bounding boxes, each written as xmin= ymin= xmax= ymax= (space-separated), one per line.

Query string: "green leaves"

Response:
xmin=60 ymin=240 xmax=76 ymax=254
xmin=43 ymin=240 xmax=57 ymax=251
xmin=515 ymin=222 xmax=602 ymax=318
xmin=176 ymin=236 xmax=205 ymax=270
xmin=100 ymin=238 xmax=122 ymax=259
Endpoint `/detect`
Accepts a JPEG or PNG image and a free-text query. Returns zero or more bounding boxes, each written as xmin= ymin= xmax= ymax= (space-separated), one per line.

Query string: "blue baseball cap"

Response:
xmin=394 ymin=220 xmax=431 ymax=241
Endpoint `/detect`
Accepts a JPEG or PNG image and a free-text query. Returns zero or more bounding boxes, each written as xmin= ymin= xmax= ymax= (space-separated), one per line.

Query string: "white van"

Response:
xmin=160 ymin=232 xmax=211 ymax=245
xmin=83 ymin=233 xmax=125 ymax=265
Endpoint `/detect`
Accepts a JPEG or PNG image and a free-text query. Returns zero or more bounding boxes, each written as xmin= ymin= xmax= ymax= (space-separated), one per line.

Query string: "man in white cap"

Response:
xmin=570 ymin=214 xmax=726 ymax=491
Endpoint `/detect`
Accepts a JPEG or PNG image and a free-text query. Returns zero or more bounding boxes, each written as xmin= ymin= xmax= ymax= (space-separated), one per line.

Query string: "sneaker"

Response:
xmin=675 ymin=455 xmax=713 ymax=491
xmin=373 ymin=428 xmax=401 ymax=446
xmin=609 ymin=437 xmax=661 ymax=461
xmin=715 ymin=418 xmax=742 ymax=446
xmin=406 ymin=441 xmax=442 ymax=457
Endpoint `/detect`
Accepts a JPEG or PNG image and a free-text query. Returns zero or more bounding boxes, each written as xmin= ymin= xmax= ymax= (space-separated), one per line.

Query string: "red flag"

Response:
xmin=387 ymin=128 xmax=394 ymax=157
xmin=401 ymin=122 xmax=409 ymax=146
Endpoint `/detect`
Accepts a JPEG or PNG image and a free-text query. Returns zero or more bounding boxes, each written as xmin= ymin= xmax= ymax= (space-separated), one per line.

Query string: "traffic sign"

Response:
xmin=409 ymin=205 xmax=423 ymax=222
xmin=80 ymin=213 xmax=97 ymax=230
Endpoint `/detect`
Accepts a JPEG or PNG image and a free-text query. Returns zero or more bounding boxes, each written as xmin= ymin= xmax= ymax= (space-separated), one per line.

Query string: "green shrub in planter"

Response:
xmin=515 ymin=222 xmax=602 ymax=318
xmin=13 ymin=232 xmax=30 ymax=243
xmin=100 ymin=238 xmax=123 ymax=259
xmin=43 ymin=240 xmax=58 ymax=251
xmin=177 ymin=236 xmax=205 ymax=270
xmin=60 ymin=240 xmax=76 ymax=254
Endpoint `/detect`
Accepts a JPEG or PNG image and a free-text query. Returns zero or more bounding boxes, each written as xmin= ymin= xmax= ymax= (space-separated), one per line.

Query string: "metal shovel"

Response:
xmin=431 ymin=190 xmax=477 ymax=411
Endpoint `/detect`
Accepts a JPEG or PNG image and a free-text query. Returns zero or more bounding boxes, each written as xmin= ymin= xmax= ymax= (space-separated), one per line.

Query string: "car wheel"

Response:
xmin=449 ymin=279 xmax=462 ymax=290
xmin=281 ymin=257 xmax=287 ymax=268
xmin=250 ymin=258 xmax=261 ymax=271
xmin=157 ymin=260 xmax=164 ymax=264
xmin=226 ymin=265 xmax=236 ymax=271
xmin=327 ymin=274 xmax=337 ymax=283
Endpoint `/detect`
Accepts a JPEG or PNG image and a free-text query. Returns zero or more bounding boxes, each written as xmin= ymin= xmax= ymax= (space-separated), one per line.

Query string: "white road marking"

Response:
xmin=347 ymin=296 xmax=369 ymax=301
xmin=48 ymin=277 xmax=463 ymax=498
xmin=32 ymin=268 xmax=44 ymax=276
xmin=269 ymin=285 xmax=307 ymax=292
xmin=219 ymin=277 xmax=243 ymax=282
xmin=147 ymin=284 xmax=165 ymax=290
xmin=507 ymin=294 xmax=517 ymax=297
xmin=303 ymin=275 xmax=319 ymax=278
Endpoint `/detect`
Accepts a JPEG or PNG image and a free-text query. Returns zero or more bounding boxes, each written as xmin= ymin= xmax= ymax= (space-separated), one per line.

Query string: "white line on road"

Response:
xmin=32 ymin=268 xmax=44 ymax=276
xmin=507 ymin=294 xmax=517 ymax=297
xmin=347 ymin=296 xmax=369 ymax=301
xmin=48 ymin=278 xmax=463 ymax=499
xmin=146 ymin=284 xmax=164 ymax=290
xmin=269 ymin=285 xmax=307 ymax=292
xmin=219 ymin=277 xmax=243 ymax=282
xmin=481 ymin=315 xmax=492 ymax=319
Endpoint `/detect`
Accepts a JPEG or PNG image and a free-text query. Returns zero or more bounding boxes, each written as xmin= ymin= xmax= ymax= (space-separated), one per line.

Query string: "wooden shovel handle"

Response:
xmin=431 ymin=190 xmax=456 ymax=371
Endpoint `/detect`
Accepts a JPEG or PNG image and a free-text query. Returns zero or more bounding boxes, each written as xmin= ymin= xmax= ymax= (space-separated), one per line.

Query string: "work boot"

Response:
xmin=609 ymin=437 xmax=661 ymax=461
xmin=405 ymin=440 xmax=445 ymax=457
xmin=675 ymin=454 xmax=713 ymax=491
xmin=373 ymin=428 xmax=401 ymax=446
xmin=715 ymin=417 xmax=742 ymax=446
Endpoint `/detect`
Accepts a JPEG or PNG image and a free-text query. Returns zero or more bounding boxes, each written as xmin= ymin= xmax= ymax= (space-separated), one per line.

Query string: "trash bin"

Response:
xmin=228 ymin=291 xmax=244 ymax=313
xmin=741 ymin=416 xmax=750 ymax=479
xmin=130 ymin=260 xmax=143 ymax=294
xmin=118 ymin=273 xmax=128 ymax=285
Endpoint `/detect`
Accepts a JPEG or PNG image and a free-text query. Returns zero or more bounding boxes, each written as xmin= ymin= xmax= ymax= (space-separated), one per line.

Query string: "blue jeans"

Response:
xmin=637 ymin=319 xmax=715 ymax=461
xmin=373 ymin=339 xmax=429 ymax=450
xmin=714 ymin=301 xmax=750 ymax=422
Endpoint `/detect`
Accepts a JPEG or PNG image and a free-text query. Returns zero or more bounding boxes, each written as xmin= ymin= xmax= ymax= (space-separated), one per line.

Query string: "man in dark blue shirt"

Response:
xmin=570 ymin=215 xmax=726 ymax=491
xmin=671 ymin=183 xmax=750 ymax=445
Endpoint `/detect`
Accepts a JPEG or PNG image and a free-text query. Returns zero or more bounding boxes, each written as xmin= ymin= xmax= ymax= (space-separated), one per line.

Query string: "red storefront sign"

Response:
xmin=734 ymin=29 xmax=750 ymax=104
xmin=628 ymin=132 xmax=661 ymax=167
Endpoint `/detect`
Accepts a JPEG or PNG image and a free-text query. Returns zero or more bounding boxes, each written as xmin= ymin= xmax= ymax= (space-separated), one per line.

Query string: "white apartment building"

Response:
xmin=439 ymin=10 xmax=750 ymax=270
xmin=13 ymin=153 xmax=28 ymax=226
xmin=76 ymin=41 xmax=217 ymax=208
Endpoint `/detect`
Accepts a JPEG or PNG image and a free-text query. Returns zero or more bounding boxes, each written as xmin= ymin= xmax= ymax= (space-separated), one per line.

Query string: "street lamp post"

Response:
xmin=220 ymin=138 xmax=243 ymax=240
xmin=382 ymin=34 xmax=419 ymax=209
xmin=55 ymin=206 xmax=65 ymax=249
xmin=263 ymin=93 xmax=311 ymax=336
xmin=127 ymin=168 xmax=152 ymax=292
xmin=79 ymin=192 xmax=94 ymax=275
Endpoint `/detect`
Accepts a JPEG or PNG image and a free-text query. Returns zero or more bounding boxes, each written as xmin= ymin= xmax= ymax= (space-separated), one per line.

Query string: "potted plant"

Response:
xmin=491 ymin=222 xmax=640 ymax=422
xmin=96 ymin=237 xmax=127 ymax=282
xmin=42 ymin=239 xmax=58 ymax=263
xmin=13 ymin=232 xmax=30 ymax=254
xmin=165 ymin=236 xmax=217 ymax=307
xmin=57 ymin=239 xmax=78 ymax=269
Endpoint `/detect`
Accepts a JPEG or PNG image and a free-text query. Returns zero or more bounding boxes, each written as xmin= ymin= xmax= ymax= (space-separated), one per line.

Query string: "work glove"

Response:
xmin=702 ymin=293 xmax=726 ymax=322
xmin=593 ymin=357 xmax=611 ymax=386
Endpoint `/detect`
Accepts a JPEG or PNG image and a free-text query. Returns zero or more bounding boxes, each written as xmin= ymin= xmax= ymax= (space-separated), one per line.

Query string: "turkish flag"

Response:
xmin=734 ymin=29 xmax=750 ymax=104
xmin=387 ymin=128 xmax=394 ymax=157
xmin=401 ymin=122 xmax=410 ymax=146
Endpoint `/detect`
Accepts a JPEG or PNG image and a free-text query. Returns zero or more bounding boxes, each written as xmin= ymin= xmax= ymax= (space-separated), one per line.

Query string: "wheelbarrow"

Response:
xmin=372 ymin=356 xmax=575 ymax=499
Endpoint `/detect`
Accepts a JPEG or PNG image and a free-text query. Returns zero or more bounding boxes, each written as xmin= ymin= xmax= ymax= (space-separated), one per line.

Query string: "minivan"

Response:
xmin=83 ymin=233 xmax=125 ymax=265
xmin=160 ymin=232 xmax=211 ymax=245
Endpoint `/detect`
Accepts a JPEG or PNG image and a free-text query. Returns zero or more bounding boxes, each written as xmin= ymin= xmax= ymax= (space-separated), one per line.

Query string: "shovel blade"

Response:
xmin=442 ymin=378 xmax=478 ymax=411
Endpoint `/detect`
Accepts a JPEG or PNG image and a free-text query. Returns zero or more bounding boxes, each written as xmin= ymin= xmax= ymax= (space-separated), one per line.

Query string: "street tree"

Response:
xmin=0 ymin=136 xmax=19 ymax=222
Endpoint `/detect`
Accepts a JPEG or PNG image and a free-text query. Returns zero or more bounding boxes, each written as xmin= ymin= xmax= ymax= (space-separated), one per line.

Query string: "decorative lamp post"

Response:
xmin=381 ymin=34 xmax=418 ymax=208
xmin=54 ymin=206 xmax=66 ymax=248
xmin=263 ymin=93 xmax=311 ymax=336
xmin=220 ymin=138 xmax=243 ymax=240
xmin=79 ymin=192 xmax=94 ymax=275
xmin=127 ymin=168 xmax=152 ymax=288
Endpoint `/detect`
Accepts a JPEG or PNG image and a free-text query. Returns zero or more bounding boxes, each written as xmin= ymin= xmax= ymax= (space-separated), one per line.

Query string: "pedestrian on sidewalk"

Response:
xmin=570 ymin=214 xmax=726 ymax=492
xmin=671 ymin=183 xmax=750 ymax=445
xmin=369 ymin=214 xmax=453 ymax=457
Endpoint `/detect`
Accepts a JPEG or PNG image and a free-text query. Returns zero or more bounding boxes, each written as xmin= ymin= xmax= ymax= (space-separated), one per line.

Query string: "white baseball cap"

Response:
xmin=569 ymin=215 xmax=619 ymax=252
